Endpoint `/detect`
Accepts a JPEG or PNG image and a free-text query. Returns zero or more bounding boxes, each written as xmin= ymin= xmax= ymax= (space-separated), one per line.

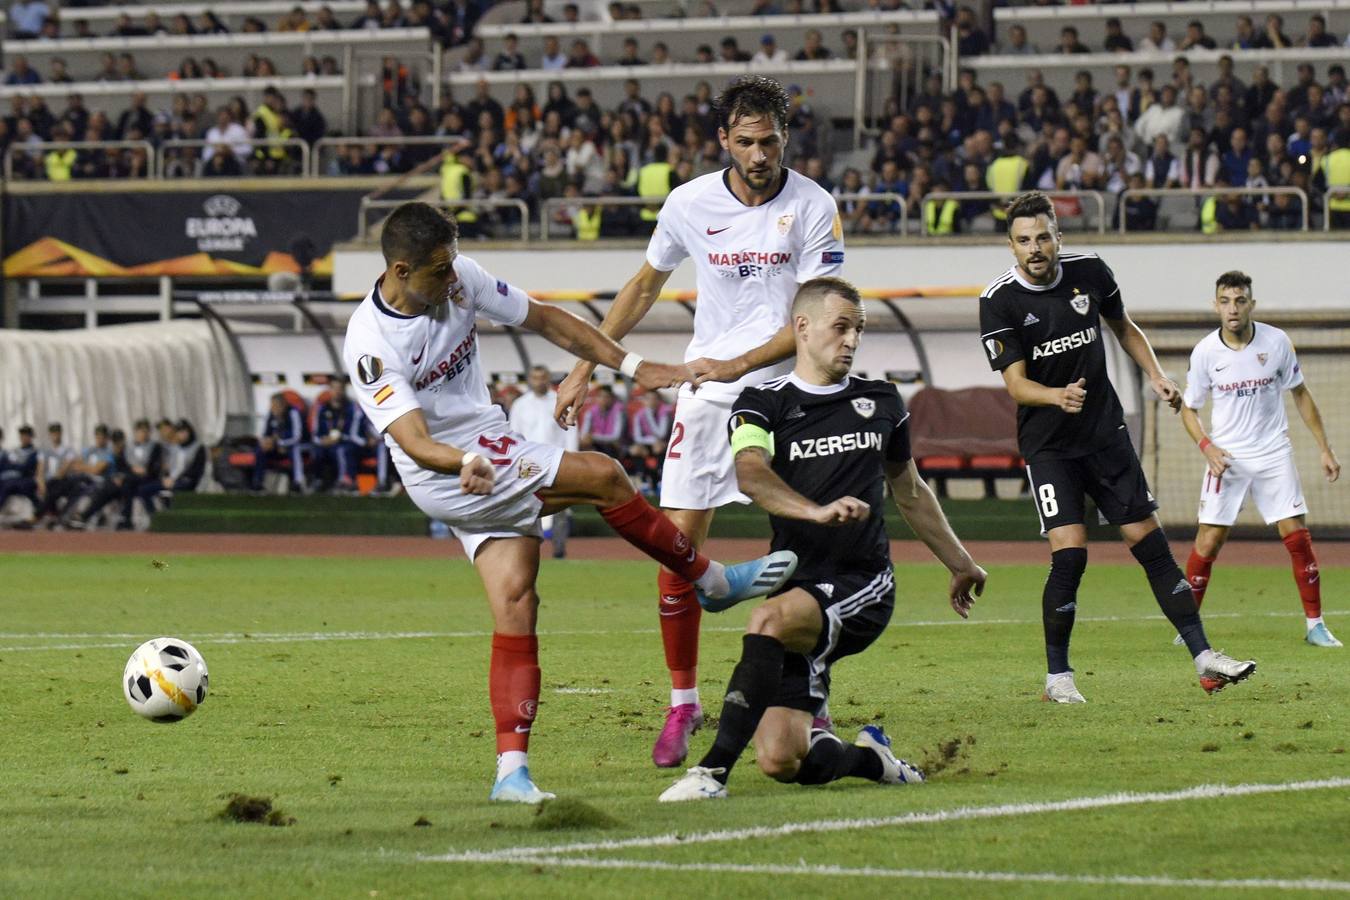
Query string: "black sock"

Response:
xmin=792 ymin=730 xmax=884 ymax=785
xmin=1043 ymin=547 xmax=1086 ymax=674
xmin=698 ymin=634 xmax=785 ymax=782
xmin=1131 ymin=527 xmax=1209 ymax=657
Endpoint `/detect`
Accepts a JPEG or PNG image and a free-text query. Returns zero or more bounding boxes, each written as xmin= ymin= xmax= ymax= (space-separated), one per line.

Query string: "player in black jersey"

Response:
xmin=659 ymin=276 xmax=987 ymax=802
xmin=980 ymin=191 xmax=1255 ymax=702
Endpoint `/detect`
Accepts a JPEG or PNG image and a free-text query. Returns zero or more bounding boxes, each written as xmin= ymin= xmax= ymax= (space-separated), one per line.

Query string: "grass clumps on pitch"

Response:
xmin=531 ymin=797 xmax=619 ymax=831
xmin=218 ymin=793 xmax=296 ymax=827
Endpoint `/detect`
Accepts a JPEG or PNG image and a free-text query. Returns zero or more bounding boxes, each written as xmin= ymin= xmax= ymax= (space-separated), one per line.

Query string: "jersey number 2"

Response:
xmin=666 ymin=422 xmax=686 ymax=460
xmin=1037 ymin=483 xmax=1059 ymax=518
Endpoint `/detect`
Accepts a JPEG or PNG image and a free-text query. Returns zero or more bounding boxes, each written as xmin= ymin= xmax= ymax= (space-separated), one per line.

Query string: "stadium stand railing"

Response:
xmin=313 ymin=135 xmax=459 ymax=176
xmin=920 ymin=189 xmax=1109 ymax=235
xmin=1117 ymin=186 xmax=1310 ymax=233
xmin=157 ymin=136 xmax=311 ymax=177
xmin=357 ymin=196 xmax=533 ymax=241
xmin=16 ymin=0 xmax=370 ymax=37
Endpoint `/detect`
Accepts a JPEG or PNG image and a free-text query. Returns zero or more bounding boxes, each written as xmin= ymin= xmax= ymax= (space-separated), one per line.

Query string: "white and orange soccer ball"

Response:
xmin=122 ymin=637 xmax=209 ymax=722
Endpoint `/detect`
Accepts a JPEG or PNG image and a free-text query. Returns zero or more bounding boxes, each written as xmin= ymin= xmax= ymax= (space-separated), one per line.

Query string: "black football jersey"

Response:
xmin=729 ymin=374 xmax=911 ymax=580
xmin=979 ymin=252 xmax=1128 ymax=461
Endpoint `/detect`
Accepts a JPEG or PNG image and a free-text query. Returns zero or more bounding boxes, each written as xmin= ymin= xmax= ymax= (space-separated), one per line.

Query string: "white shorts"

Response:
xmin=658 ymin=394 xmax=749 ymax=510
xmin=1197 ymin=449 xmax=1307 ymax=526
xmin=405 ymin=432 xmax=565 ymax=560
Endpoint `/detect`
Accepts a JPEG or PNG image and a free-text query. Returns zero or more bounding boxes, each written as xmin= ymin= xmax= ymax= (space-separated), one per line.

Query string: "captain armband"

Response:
xmin=730 ymin=421 xmax=774 ymax=457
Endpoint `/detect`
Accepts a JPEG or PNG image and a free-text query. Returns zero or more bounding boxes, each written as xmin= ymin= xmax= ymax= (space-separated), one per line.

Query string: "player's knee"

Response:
xmin=595 ymin=455 xmax=633 ymax=505
xmin=1048 ymin=546 xmax=1087 ymax=591
xmin=756 ymin=744 xmax=804 ymax=782
xmin=746 ymin=604 xmax=786 ymax=639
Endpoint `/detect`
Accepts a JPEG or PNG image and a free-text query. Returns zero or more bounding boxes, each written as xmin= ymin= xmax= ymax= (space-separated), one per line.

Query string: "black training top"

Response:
xmin=978 ymin=252 xmax=1129 ymax=461
xmin=729 ymin=373 xmax=911 ymax=580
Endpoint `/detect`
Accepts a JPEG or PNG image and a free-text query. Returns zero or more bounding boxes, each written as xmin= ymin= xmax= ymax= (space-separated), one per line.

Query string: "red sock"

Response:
xmin=658 ymin=568 xmax=701 ymax=690
xmin=490 ymin=633 xmax=540 ymax=755
xmin=1282 ymin=528 xmax=1322 ymax=619
xmin=600 ymin=494 xmax=710 ymax=582
xmin=1185 ymin=550 xmax=1216 ymax=608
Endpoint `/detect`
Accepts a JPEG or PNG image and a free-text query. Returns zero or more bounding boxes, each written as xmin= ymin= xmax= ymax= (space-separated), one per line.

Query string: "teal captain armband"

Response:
xmin=730 ymin=420 xmax=774 ymax=457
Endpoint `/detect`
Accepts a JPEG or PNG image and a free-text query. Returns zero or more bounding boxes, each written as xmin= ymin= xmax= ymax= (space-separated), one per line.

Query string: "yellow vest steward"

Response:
xmin=439 ymin=158 xmax=478 ymax=223
xmin=987 ymin=155 xmax=1028 ymax=219
xmin=637 ymin=162 xmax=672 ymax=221
xmin=1200 ymin=196 xmax=1218 ymax=234
xmin=253 ymin=106 xmax=287 ymax=159
xmin=924 ymin=197 xmax=957 ymax=234
xmin=575 ymin=206 xmax=602 ymax=240
xmin=44 ymin=148 xmax=76 ymax=181
xmin=1323 ymin=148 xmax=1350 ymax=212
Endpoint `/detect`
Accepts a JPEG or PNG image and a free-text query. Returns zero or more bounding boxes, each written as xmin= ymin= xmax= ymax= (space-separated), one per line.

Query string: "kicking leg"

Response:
xmin=474 ymin=536 xmax=553 ymax=804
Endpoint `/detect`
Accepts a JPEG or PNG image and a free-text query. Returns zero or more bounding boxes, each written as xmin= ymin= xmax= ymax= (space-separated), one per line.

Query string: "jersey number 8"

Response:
xmin=1037 ymin=483 xmax=1059 ymax=518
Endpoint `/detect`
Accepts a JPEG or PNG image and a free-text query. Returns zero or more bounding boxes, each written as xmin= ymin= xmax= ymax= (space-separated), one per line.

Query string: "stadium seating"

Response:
xmin=906 ymin=386 xmax=1023 ymax=499
xmin=25 ymin=0 xmax=370 ymax=38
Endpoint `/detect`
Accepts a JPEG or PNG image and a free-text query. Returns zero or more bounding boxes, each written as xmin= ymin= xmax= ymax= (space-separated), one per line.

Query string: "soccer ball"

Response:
xmin=122 ymin=637 xmax=209 ymax=722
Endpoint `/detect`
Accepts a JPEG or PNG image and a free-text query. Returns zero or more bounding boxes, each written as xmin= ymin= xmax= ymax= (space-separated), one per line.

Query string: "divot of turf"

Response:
xmin=413 ymin=816 xmax=432 ymax=827
xmin=218 ymin=793 xmax=296 ymax=827
xmin=921 ymin=734 xmax=976 ymax=777
xmin=531 ymin=798 xmax=619 ymax=831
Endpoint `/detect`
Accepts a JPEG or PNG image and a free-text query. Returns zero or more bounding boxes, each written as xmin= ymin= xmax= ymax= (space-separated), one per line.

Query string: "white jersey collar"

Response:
xmin=788 ymin=372 xmax=849 ymax=394
xmin=1011 ymin=263 xmax=1063 ymax=292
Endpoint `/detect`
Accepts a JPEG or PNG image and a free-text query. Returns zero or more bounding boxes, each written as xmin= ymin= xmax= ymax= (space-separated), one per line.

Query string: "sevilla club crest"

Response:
xmin=1257 ymin=353 xmax=1268 ymax=366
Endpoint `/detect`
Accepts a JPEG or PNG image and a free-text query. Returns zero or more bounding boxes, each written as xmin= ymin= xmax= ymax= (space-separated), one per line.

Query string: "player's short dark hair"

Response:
xmin=1005 ymin=190 xmax=1057 ymax=234
xmin=714 ymin=75 xmax=790 ymax=134
xmin=1215 ymin=270 xmax=1253 ymax=296
xmin=792 ymin=276 xmax=862 ymax=317
xmin=381 ymin=201 xmax=458 ymax=270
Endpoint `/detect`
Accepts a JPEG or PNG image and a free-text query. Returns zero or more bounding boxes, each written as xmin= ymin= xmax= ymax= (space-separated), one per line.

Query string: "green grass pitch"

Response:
xmin=1 ymin=552 xmax=1346 ymax=898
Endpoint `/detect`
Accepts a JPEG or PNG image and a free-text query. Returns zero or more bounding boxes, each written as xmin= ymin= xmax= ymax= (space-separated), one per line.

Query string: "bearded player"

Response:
xmin=555 ymin=76 xmax=845 ymax=766
xmin=1181 ymin=271 xmax=1342 ymax=648
xmin=343 ymin=202 xmax=797 ymax=804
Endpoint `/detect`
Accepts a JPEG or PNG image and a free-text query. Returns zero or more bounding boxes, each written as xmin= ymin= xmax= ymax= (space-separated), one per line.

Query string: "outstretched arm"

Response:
xmin=522 ymin=298 xmax=690 ymax=391
xmin=554 ymin=262 xmax=674 ymax=425
xmin=1104 ymin=312 xmax=1182 ymax=411
xmin=1290 ymin=382 xmax=1341 ymax=482
xmin=689 ymin=324 xmax=797 ymax=387
xmin=885 ymin=458 xmax=986 ymax=616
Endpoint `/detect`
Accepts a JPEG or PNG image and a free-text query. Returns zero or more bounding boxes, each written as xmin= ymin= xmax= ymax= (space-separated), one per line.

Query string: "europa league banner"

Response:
xmin=3 ymin=187 xmax=384 ymax=277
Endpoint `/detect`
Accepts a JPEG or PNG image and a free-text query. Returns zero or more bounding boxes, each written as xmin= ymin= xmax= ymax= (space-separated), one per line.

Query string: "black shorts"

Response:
xmin=772 ymin=568 xmax=895 ymax=716
xmin=1025 ymin=431 xmax=1157 ymax=532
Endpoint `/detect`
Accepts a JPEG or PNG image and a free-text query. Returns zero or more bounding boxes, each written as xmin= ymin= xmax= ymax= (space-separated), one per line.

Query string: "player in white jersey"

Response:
xmin=342 ymin=202 xmax=799 ymax=804
xmin=1181 ymin=270 xmax=1342 ymax=647
xmin=554 ymin=76 xmax=845 ymax=767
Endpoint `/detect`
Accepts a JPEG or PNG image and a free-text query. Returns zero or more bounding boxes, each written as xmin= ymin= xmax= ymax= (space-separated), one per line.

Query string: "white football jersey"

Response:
xmin=1183 ymin=322 xmax=1303 ymax=458
xmin=646 ymin=167 xmax=844 ymax=400
xmin=342 ymin=254 xmax=531 ymax=486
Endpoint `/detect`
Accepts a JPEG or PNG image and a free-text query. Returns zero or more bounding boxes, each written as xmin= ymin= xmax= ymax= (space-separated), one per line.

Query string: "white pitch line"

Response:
xmin=424 ymin=777 xmax=1350 ymax=861
xmin=431 ymin=855 xmax=1350 ymax=893
xmin=553 ymin=688 xmax=613 ymax=695
xmin=0 ymin=608 xmax=1340 ymax=653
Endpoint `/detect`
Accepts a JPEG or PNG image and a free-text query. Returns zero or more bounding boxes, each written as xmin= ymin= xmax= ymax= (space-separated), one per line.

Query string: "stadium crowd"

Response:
xmin=1 ymin=2 xmax=1348 ymax=230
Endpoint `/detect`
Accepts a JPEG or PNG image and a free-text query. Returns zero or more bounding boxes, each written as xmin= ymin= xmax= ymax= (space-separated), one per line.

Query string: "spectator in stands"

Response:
xmin=1103 ymin=17 xmax=1133 ymax=54
xmin=314 ymin=6 xmax=342 ymax=31
xmin=116 ymin=92 xmax=154 ymax=141
xmin=1231 ymin=15 xmax=1258 ymax=50
xmin=493 ymin=33 xmax=527 ymax=71
xmin=521 ymin=0 xmax=552 ymax=24
xmin=1180 ymin=20 xmax=1217 ymax=51
xmin=1325 ymin=129 xmax=1350 ymax=228
xmin=617 ymin=36 xmax=646 ymax=66
xmin=540 ymin=36 xmax=566 ymax=70
xmin=580 ymin=384 xmax=626 ymax=459
xmin=1055 ymin=26 xmax=1089 ymax=55
xmin=1245 ymin=66 xmax=1278 ymax=124
xmin=311 ymin=380 xmax=357 ymax=491
xmin=753 ymin=34 xmax=788 ymax=66
xmin=1102 ymin=134 xmax=1141 ymax=195
xmin=1001 ymin=23 xmax=1037 ymax=56
xmin=834 ymin=167 xmax=872 ymax=234
xmin=1180 ymin=126 xmax=1219 ymax=189
xmin=203 ymin=107 xmax=251 ymax=163
xmin=566 ymin=39 xmax=601 ymax=68
xmin=1139 ymin=21 xmax=1175 ymax=53
xmin=1301 ymin=14 xmax=1338 ymax=48
xmin=1056 ymin=133 xmax=1103 ymax=193
xmin=1137 ymin=85 xmax=1186 ymax=151
xmin=9 ymin=0 xmax=50 ymax=40
xmin=794 ymin=29 xmax=831 ymax=60
xmin=197 ymin=11 xmax=229 ymax=34
xmin=457 ymin=37 xmax=489 ymax=72
xmin=278 ymin=5 xmax=311 ymax=32
xmin=352 ymin=0 xmax=383 ymax=29
xmin=1221 ymin=127 xmax=1254 ymax=186
xmin=1119 ymin=171 xmax=1158 ymax=231
xmin=0 ymin=425 xmax=39 ymax=526
xmin=1144 ymin=133 xmax=1181 ymax=188
xmin=253 ymin=393 xmax=308 ymax=493
xmin=292 ymin=89 xmax=327 ymax=145
xmin=508 ymin=365 xmax=578 ymax=556
xmin=4 ymin=56 xmax=40 ymax=86
xmin=1254 ymin=14 xmax=1292 ymax=49
xmin=954 ymin=6 xmax=989 ymax=57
